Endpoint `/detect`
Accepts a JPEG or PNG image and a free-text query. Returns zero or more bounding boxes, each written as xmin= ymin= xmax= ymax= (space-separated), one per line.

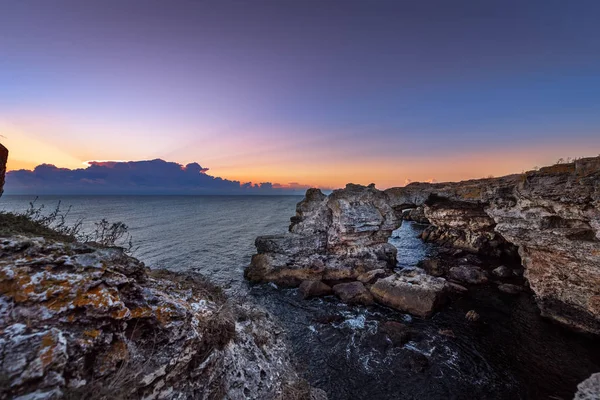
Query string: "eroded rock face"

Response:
xmin=0 ymin=236 xmax=308 ymax=400
xmin=386 ymin=156 xmax=600 ymax=334
xmin=246 ymin=184 xmax=401 ymax=286
xmin=0 ymin=144 xmax=7 ymax=197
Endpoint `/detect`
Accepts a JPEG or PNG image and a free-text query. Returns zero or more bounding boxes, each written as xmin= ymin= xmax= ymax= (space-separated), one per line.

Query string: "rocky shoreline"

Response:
xmin=0 ymin=235 xmax=327 ymax=400
xmin=247 ymin=156 xmax=600 ymax=338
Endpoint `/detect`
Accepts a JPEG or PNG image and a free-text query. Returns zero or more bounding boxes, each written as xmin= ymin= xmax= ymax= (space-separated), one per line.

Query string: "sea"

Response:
xmin=1 ymin=195 xmax=599 ymax=400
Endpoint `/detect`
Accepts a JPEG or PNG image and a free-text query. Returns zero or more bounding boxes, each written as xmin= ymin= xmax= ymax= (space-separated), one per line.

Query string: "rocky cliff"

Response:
xmin=0 ymin=144 xmax=7 ymax=197
xmin=245 ymin=184 xmax=401 ymax=286
xmin=386 ymin=156 xmax=600 ymax=334
xmin=0 ymin=234 xmax=319 ymax=400
xmin=247 ymin=156 xmax=600 ymax=336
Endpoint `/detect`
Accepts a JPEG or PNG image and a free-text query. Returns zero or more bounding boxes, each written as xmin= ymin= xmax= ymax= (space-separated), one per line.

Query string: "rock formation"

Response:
xmin=386 ymin=156 xmax=600 ymax=334
xmin=245 ymin=184 xmax=401 ymax=286
xmin=575 ymin=373 xmax=600 ymax=400
xmin=0 ymin=235 xmax=314 ymax=399
xmin=247 ymin=156 xmax=600 ymax=335
xmin=0 ymin=144 xmax=7 ymax=197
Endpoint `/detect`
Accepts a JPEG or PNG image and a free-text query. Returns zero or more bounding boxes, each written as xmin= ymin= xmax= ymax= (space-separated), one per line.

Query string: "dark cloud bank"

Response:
xmin=5 ymin=159 xmax=314 ymax=195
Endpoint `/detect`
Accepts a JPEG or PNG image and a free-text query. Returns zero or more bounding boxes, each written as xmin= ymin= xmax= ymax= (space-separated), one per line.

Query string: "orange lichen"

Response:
xmin=539 ymin=163 xmax=576 ymax=175
xmin=460 ymin=186 xmax=482 ymax=200
xmin=83 ymin=329 xmax=101 ymax=339
xmin=39 ymin=332 xmax=56 ymax=368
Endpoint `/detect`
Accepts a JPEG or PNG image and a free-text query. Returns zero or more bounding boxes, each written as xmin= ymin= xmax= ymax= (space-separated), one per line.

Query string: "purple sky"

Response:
xmin=1 ymin=0 xmax=600 ymax=190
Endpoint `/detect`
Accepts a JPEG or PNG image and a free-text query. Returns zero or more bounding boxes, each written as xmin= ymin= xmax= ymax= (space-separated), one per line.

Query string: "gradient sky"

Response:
xmin=1 ymin=0 xmax=600 ymax=189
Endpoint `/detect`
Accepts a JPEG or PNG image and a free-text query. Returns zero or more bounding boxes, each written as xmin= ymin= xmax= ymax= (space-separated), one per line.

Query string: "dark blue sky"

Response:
xmin=1 ymin=0 xmax=599 ymax=189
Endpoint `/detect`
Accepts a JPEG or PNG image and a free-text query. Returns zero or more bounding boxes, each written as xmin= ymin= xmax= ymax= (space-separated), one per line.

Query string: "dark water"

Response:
xmin=2 ymin=195 xmax=599 ymax=400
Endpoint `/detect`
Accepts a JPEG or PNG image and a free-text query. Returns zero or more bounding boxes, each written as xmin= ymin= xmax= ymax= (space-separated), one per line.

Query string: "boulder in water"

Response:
xmin=299 ymin=280 xmax=333 ymax=299
xmin=370 ymin=271 xmax=447 ymax=317
xmin=448 ymin=265 xmax=488 ymax=284
xmin=332 ymin=282 xmax=374 ymax=305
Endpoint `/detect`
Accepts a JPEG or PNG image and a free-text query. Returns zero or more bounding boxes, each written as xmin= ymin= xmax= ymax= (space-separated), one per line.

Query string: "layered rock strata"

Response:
xmin=386 ymin=156 xmax=600 ymax=334
xmin=245 ymin=184 xmax=401 ymax=286
xmin=0 ymin=236 xmax=313 ymax=400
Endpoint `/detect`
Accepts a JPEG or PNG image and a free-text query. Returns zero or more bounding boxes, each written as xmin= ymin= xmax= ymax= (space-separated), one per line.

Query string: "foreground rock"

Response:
xmin=369 ymin=271 xmax=447 ymax=317
xmin=299 ymin=280 xmax=332 ymax=299
xmin=386 ymin=156 xmax=600 ymax=335
xmin=448 ymin=265 xmax=488 ymax=284
xmin=246 ymin=184 xmax=401 ymax=286
xmin=574 ymin=373 xmax=600 ymax=400
xmin=0 ymin=236 xmax=313 ymax=400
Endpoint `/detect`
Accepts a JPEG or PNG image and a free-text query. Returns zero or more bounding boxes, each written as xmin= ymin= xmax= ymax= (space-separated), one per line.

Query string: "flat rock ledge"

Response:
xmin=370 ymin=271 xmax=447 ymax=318
xmin=0 ymin=236 xmax=318 ymax=400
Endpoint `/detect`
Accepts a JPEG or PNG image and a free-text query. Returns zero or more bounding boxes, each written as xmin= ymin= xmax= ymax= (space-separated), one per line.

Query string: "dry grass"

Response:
xmin=0 ymin=212 xmax=76 ymax=242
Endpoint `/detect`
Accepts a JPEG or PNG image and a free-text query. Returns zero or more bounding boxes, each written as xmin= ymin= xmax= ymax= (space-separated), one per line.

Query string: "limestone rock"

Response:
xmin=247 ymin=184 xmax=402 ymax=286
xmin=498 ymin=283 xmax=524 ymax=295
xmin=357 ymin=268 xmax=389 ymax=284
xmin=492 ymin=265 xmax=512 ymax=278
xmin=401 ymin=207 xmax=430 ymax=224
xmin=0 ymin=236 xmax=310 ymax=399
xmin=332 ymin=282 xmax=374 ymax=305
xmin=387 ymin=156 xmax=600 ymax=334
xmin=369 ymin=271 xmax=447 ymax=317
xmin=419 ymin=258 xmax=446 ymax=277
xmin=574 ymin=372 xmax=600 ymax=400
xmin=448 ymin=265 xmax=488 ymax=284
xmin=299 ymin=280 xmax=332 ymax=299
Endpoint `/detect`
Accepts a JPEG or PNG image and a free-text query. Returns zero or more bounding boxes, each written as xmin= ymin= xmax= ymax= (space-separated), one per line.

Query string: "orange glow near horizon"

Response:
xmin=3 ymin=112 xmax=599 ymax=190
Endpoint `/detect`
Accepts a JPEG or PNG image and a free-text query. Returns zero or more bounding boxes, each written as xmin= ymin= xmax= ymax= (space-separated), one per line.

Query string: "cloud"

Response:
xmin=4 ymin=159 xmax=313 ymax=195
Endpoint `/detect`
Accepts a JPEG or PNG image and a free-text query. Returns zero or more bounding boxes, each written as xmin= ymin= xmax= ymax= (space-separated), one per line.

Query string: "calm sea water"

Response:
xmin=1 ymin=195 xmax=599 ymax=399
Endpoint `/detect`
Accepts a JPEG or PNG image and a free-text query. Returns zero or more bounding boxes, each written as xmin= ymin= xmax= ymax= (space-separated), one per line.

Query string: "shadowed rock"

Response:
xmin=299 ymin=280 xmax=333 ymax=299
xmin=332 ymin=281 xmax=374 ymax=305
xmin=0 ymin=143 xmax=7 ymax=197
xmin=448 ymin=265 xmax=488 ymax=284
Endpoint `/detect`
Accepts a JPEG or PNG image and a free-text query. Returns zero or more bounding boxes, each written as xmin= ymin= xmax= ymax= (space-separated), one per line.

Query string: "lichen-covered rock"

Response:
xmin=386 ymin=156 xmax=600 ymax=335
xmin=0 ymin=236 xmax=311 ymax=400
xmin=369 ymin=271 xmax=447 ymax=318
xmin=574 ymin=372 xmax=600 ymax=400
xmin=0 ymin=144 xmax=7 ymax=197
xmin=246 ymin=184 xmax=401 ymax=286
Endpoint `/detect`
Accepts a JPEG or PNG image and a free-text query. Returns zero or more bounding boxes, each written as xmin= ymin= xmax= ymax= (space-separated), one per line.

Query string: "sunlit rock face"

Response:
xmin=0 ymin=144 xmax=7 ymax=197
xmin=386 ymin=156 xmax=600 ymax=335
xmin=0 ymin=236 xmax=307 ymax=400
xmin=246 ymin=184 xmax=402 ymax=287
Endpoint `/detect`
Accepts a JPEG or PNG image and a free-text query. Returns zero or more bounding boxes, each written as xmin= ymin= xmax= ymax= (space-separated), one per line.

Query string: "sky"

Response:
xmin=1 ymin=0 xmax=600 ymax=192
